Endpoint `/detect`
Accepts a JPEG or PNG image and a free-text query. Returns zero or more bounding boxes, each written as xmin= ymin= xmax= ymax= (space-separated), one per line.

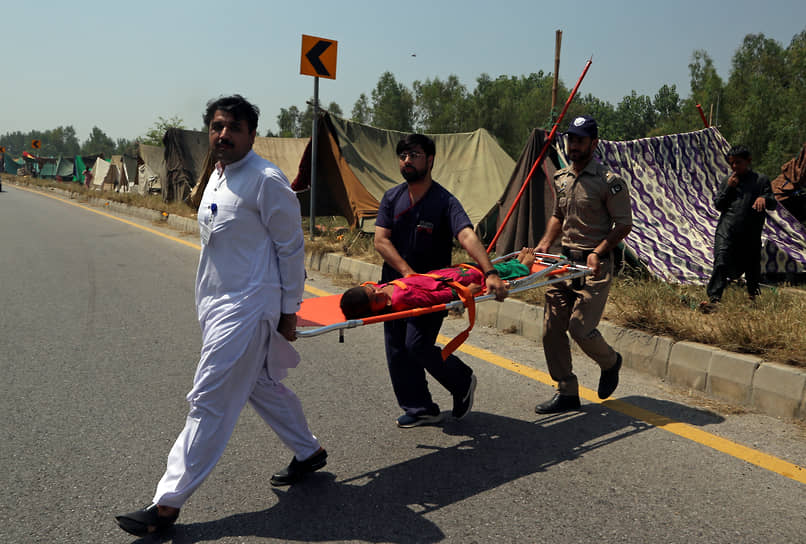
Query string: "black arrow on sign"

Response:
xmin=305 ymin=40 xmax=332 ymax=77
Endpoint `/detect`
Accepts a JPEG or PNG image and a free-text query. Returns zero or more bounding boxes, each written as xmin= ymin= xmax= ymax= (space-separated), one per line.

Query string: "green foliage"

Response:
xmin=141 ymin=115 xmax=186 ymax=146
xmin=370 ymin=71 xmax=415 ymax=132
xmin=351 ymin=93 xmax=371 ymax=124
xmin=81 ymin=126 xmax=116 ymax=157
xmin=0 ymin=126 xmax=80 ymax=157
xmin=413 ymin=75 xmax=472 ymax=133
xmin=277 ymin=101 xmax=343 ymax=138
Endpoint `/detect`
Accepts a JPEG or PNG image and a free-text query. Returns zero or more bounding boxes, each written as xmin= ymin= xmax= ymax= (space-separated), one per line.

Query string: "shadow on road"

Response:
xmin=123 ymin=397 xmax=719 ymax=544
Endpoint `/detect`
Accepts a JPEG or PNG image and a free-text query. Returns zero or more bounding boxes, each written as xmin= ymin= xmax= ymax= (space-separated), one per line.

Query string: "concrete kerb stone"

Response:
xmin=357 ymin=261 xmax=380 ymax=284
xmin=338 ymin=256 xmax=361 ymax=278
xmin=667 ymin=341 xmax=715 ymax=392
xmin=520 ymin=303 xmax=544 ymax=343
xmin=707 ymin=351 xmax=760 ymax=405
xmin=322 ymin=254 xmax=343 ymax=275
xmin=600 ymin=323 xmax=673 ymax=379
xmin=302 ymin=251 xmax=806 ymax=421
xmin=15 ymin=189 xmax=806 ymax=420
xmin=475 ymin=299 xmax=501 ymax=328
xmin=5 ymin=189 xmax=806 ymax=420
xmin=497 ymin=299 xmax=527 ymax=334
xmin=751 ymin=363 xmax=806 ymax=419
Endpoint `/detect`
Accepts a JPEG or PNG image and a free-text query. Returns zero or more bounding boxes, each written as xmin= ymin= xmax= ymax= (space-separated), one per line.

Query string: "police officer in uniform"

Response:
xmin=534 ymin=116 xmax=633 ymax=413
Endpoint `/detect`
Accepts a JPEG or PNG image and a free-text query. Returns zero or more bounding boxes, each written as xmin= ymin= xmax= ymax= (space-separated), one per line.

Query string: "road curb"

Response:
xmin=16 ymin=183 xmax=804 ymax=421
xmin=311 ymin=252 xmax=806 ymax=421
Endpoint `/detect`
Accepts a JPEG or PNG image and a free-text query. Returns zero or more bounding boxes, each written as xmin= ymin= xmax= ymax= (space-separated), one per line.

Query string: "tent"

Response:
xmin=161 ymin=129 xmax=308 ymax=203
xmin=137 ymin=144 xmax=166 ymax=194
xmin=3 ymin=153 xmax=25 ymax=174
xmin=38 ymin=155 xmax=76 ymax=180
xmin=497 ymin=127 xmax=806 ymax=284
xmin=90 ymin=157 xmax=115 ymax=191
xmin=771 ymin=143 xmax=806 ymax=222
xmin=292 ymin=113 xmax=516 ymax=231
xmin=492 ymin=128 xmax=558 ymax=254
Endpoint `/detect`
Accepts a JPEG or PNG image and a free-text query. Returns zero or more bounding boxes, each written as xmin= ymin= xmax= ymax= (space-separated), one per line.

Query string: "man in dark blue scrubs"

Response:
xmin=374 ymin=134 xmax=508 ymax=428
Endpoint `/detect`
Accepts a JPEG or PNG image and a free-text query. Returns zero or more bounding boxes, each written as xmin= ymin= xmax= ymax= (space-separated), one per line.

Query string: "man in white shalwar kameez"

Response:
xmin=117 ymin=95 xmax=326 ymax=537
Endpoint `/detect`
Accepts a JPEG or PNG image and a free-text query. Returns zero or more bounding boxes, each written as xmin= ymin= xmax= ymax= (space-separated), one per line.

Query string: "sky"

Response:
xmin=3 ymin=0 xmax=805 ymax=143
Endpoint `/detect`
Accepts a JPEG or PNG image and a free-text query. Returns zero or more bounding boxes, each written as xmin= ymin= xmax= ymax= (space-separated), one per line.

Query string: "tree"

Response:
xmin=277 ymin=106 xmax=300 ymax=138
xmin=141 ymin=116 xmax=186 ymax=146
xmin=277 ymin=100 xmax=342 ymax=138
xmin=579 ymin=94 xmax=617 ymax=139
xmin=467 ymin=71 xmax=557 ymax=158
xmin=653 ymin=84 xmax=681 ymax=122
xmin=370 ymin=71 xmax=414 ymax=132
xmin=412 ymin=75 xmax=471 ymax=133
xmin=351 ymin=93 xmax=371 ymax=124
xmin=81 ymin=126 xmax=116 ymax=157
xmin=115 ymin=138 xmax=138 ymax=156
xmin=688 ymin=50 xmax=724 ymax=127
xmin=723 ymin=32 xmax=801 ymax=174
xmin=612 ymin=91 xmax=656 ymax=141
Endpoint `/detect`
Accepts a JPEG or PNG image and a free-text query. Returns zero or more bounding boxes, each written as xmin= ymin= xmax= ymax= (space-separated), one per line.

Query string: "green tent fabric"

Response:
xmin=293 ymin=113 xmax=516 ymax=232
xmin=74 ymin=155 xmax=87 ymax=183
xmin=3 ymin=154 xmax=24 ymax=174
xmin=54 ymin=156 xmax=75 ymax=179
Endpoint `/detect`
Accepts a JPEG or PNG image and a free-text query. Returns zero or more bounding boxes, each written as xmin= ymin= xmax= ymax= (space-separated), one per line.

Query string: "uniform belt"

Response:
xmin=562 ymin=246 xmax=609 ymax=262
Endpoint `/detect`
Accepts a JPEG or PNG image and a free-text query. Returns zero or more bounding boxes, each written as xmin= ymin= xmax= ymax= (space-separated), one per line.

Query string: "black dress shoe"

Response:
xmin=598 ymin=353 xmax=622 ymax=399
xmin=115 ymin=503 xmax=179 ymax=537
xmin=270 ymin=448 xmax=328 ymax=486
xmin=535 ymin=393 xmax=581 ymax=414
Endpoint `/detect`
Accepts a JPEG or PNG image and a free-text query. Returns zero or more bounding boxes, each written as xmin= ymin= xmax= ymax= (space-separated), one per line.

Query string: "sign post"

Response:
xmin=300 ymin=34 xmax=337 ymax=237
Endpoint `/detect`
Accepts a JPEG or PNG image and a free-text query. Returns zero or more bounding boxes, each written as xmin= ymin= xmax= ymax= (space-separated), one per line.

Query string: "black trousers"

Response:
xmin=706 ymin=245 xmax=762 ymax=301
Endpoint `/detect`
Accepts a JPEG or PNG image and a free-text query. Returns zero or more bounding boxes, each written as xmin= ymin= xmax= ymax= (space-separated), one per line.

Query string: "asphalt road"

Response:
xmin=1 ymin=184 xmax=804 ymax=544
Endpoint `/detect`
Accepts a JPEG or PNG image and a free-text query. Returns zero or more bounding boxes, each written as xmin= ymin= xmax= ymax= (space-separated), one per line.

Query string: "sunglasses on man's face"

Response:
xmin=398 ymin=151 xmax=424 ymax=161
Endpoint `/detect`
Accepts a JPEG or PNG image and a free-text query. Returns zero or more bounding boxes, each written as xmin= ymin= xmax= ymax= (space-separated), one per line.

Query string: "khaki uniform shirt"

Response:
xmin=552 ymin=159 xmax=632 ymax=250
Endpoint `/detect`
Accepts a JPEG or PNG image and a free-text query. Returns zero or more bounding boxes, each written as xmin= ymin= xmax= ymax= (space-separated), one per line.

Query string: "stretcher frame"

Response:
xmin=297 ymin=252 xmax=592 ymax=339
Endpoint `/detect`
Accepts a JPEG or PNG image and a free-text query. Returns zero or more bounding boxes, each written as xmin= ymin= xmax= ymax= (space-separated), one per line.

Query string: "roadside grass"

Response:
xmin=4 ymin=174 xmax=197 ymax=218
xmin=9 ymin=174 xmax=803 ymax=369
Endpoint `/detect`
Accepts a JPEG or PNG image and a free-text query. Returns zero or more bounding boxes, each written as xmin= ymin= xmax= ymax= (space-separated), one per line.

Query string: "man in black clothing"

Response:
xmin=706 ymin=145 xmax=777 ymax=304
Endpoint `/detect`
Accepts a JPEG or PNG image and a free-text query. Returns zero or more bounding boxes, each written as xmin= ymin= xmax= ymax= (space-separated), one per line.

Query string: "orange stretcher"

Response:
xmin=296 ymin=253 xmax=592 ymax=357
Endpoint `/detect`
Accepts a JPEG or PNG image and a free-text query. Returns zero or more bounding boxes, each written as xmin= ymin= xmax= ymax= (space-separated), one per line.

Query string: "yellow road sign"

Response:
xmin=0 ymin=146 xmax=5 ymax=153
xmin=300 ymin=34 xmax=337 ymax=79
xmin=32 ymin=139 xmax=41 ymax=149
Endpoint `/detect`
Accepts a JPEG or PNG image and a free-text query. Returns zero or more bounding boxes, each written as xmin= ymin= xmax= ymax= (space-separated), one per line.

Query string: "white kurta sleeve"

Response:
xmin=258 ymin=169 xmax=305 ymax=315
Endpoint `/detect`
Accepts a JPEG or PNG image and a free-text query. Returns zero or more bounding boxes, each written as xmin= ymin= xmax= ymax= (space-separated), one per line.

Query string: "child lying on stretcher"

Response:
xmin=339 ymin=248 xmax=536 ymax=319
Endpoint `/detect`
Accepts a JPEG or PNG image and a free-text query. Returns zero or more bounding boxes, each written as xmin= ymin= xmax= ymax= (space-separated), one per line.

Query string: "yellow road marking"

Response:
xmin=19 ymin=184 xmax=805 ymax=484
xmin=13 ymin=185 xmax=201 ymax=250
xmin=446 ymin=336 xmax=806 ymax=485
xmin=14 ymin=184 xmax=328 ymax=297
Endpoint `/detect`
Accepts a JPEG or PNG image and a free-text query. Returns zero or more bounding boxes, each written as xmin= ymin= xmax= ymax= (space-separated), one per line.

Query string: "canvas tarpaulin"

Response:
xmin=771 ymin=142 xmax=806 ymax=222
xmin=492 ymin=128 xmax=559 ymax=255
xmin=293 ymin=113 xmax=516 ymax=231
xmin=162 ymin=129 xmax=308 ymax=203
xmin=91 ymin=157 xmax=114 ymax=190
xmin=592 ymin=127 xmax=806 ymax=283
xmin=3 ymin=154 xmax=24 ymax=174
xmin=137 ymin=144 xmax=166 ymax=194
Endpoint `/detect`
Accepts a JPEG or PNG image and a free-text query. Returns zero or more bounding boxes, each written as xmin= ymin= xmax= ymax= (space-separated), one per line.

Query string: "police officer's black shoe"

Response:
xmin=598 ymin=353 xmax=622 ymax=399
xmin=535 ymin=393 xmax=581 ymax=414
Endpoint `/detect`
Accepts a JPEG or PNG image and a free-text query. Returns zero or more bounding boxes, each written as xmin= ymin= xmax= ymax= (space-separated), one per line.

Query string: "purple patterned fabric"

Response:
xmin=571 ymin=128 xmax=806 ymax=284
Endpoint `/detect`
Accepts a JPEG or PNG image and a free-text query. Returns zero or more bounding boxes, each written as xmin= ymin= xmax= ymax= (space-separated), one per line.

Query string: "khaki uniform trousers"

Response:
xmin=542 ymin=256 xmax=619 ymax=395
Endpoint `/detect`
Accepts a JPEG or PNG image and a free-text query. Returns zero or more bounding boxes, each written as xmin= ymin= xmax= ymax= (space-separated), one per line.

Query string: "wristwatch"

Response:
xmin=484 ymin=269 xmax=500 ymax=278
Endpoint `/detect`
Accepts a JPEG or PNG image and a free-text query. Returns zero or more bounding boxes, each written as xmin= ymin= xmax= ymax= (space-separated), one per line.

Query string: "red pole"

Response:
xmin=486 ymin=58 xmax=593 ymax=253
xmin=695 ymin=104 xmax=709 ymax=128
